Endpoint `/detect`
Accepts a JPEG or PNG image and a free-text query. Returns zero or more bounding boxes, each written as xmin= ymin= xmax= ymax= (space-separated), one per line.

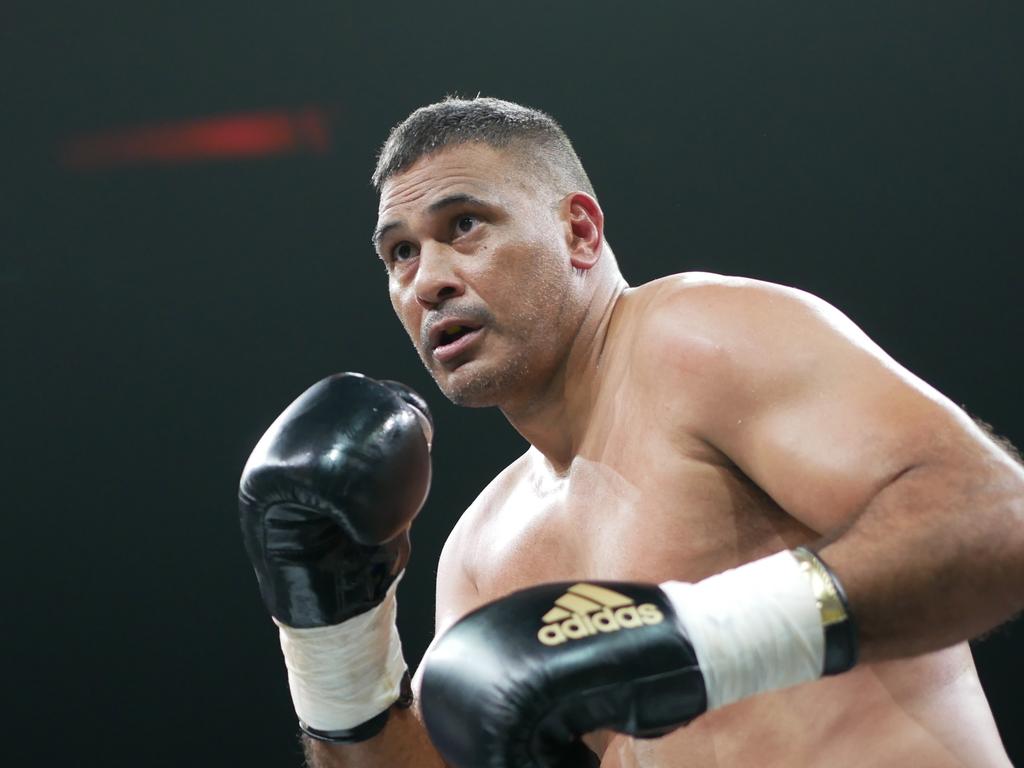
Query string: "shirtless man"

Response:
xmin=239 ymin=97 xmax=1023 ymax=767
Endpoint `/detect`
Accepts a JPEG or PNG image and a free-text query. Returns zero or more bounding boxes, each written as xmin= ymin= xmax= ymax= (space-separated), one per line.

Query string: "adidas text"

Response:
xmin=538 ymin=603 xmax=664 ymax=646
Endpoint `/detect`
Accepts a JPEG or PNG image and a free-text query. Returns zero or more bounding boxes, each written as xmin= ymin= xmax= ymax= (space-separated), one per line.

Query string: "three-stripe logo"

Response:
xmin=537 ymin=583 xmax=664 ymax=646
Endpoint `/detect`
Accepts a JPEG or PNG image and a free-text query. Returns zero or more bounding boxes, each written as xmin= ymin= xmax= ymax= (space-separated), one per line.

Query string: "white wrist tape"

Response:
xmin=274 ymin=575 xmax=406 ymax=732
xmin=660 ymin=551 xmax=823 ymax=710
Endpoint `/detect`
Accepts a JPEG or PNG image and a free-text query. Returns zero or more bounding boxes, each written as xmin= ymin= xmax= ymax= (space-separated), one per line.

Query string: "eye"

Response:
xmin=454 ymin=215 xmax=478 ymax=236
xmin=391 ymin=241 xmax=419 ymax=263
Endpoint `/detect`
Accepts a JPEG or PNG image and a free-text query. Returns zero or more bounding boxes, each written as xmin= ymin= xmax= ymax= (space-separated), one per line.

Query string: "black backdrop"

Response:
xmin=6 ymin=2 xmax=1022 ymax=765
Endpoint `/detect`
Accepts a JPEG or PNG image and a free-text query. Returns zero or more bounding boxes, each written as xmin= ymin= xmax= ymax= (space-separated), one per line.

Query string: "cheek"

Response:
xmin=389 ymin=284 xmax=419 ymax=336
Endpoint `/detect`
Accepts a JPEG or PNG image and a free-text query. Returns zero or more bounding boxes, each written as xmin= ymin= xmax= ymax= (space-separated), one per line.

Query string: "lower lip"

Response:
xmin=433 ymin=328 xmax=484 ymax=363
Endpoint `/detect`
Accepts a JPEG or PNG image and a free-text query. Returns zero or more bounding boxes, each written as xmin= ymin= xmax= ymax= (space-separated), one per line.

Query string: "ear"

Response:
xmin=562 ymin=192 xmax=604 ymax=271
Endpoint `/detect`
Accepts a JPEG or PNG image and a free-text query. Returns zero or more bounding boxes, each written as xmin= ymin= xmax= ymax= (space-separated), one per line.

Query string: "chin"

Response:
xmin=435 ymin=372 xmax=505 ymax=409
xmin=441 ymin=387 xmax=499 ymax=409
xmin=432 ymin=356 xmax=530 ymax=409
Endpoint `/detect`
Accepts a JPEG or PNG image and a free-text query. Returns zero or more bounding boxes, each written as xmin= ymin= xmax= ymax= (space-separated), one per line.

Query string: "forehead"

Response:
xmin=376 ymin=142 xmax=533 ymax=221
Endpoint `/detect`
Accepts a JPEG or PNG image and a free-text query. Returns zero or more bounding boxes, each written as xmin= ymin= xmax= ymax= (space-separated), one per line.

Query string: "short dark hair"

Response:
xmin=371 ymin=96 xmax=595 ymax=198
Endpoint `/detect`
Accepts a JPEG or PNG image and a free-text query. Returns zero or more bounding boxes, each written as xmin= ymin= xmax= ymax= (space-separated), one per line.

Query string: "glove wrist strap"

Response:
xmin=276 ymin=576 xmax=407 ymax=738
xmin=661 ymin=549 xmax=857 ymax=710
xmin=299 ymin=671 xmax=413 ymax=743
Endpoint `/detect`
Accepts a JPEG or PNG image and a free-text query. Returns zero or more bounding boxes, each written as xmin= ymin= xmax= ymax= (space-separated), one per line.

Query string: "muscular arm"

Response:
xmin=655 ymin=274 xmax=1024 ymax=662
xmin=819 ymin=438 xmax=1023 ymax=660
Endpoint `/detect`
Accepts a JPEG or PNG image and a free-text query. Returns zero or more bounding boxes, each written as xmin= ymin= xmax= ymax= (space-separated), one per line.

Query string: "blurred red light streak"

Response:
xmin=60 ymin=108 xmax=332 ymax=169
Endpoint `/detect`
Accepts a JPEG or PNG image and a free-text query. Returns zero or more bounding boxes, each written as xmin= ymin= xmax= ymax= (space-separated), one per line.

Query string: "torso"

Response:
xmin=437 ymin=280 xmax=1010 ymax=768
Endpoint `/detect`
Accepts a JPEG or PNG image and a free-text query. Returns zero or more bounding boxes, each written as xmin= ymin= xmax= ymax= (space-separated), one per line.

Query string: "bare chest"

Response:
xmin=460 ymin=439 xmax=1003 ymax=768
xmin=468 ymin=433 xmax=813 ymax=604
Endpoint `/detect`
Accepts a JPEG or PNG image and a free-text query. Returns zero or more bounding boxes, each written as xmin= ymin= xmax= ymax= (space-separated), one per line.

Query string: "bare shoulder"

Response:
xmin=455 ymin=448 xmax=532 ymax=534
xmin=627 ymin=271 xmax=873 ymax=353
xmin=437 ymin=449 xmax=533 ymax=595
xmin=611 ymin=271 xmax=948 ymax=466
xmin=621 ymin=272 xmax=893 ymax=399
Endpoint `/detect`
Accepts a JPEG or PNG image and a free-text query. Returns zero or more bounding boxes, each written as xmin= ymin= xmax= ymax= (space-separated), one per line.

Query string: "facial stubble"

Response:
xmin=419 ymin=264 xmax=574 ymax=409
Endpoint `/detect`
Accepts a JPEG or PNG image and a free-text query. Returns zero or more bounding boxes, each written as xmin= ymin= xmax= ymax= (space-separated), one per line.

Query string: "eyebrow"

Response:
xmin=371 ymin=193 xmax=492 ymax=250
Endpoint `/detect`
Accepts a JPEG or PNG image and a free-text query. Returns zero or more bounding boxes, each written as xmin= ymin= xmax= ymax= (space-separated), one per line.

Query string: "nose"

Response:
xmin=414 ymin=241 xmax=464 ymax=308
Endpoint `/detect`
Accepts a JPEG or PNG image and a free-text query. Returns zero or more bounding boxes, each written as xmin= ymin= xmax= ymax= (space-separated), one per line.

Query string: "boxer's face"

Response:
xmin=375 ymin=142 xmax=579 ymax=408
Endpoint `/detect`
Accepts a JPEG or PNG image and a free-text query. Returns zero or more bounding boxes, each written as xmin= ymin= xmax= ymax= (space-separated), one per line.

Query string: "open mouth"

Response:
xmin=432 ymin=323 xmax=484 ymax=362
xmin=436 ymin=324 xmax=476 ymax=348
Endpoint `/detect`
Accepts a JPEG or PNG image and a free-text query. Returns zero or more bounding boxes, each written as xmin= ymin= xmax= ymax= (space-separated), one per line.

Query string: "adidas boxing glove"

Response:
xmin=421 ymin=549 xmax=856 ymax=767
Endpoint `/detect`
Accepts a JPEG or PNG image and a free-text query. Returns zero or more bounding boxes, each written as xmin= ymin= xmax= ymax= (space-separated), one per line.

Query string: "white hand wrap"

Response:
xmin=660 ymin=550 xmax=823 ymax=710
xmin=274 ymin=576 xmax=406 ymax=732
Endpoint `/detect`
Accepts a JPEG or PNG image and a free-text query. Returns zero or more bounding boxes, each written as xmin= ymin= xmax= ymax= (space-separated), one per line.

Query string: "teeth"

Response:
xmin=445 ymin=325 xmax=463 ymax=336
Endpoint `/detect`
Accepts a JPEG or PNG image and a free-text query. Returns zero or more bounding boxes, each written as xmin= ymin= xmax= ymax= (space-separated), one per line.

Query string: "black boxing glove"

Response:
xmin=239 ymin=372 xmax=432 ymax=742
xmin=421 ymin=550 xmax=856 ymax=768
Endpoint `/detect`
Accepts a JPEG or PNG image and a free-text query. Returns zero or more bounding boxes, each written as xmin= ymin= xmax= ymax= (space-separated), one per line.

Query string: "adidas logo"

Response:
xmin=537 ymin=583 xmax=664 ymax=646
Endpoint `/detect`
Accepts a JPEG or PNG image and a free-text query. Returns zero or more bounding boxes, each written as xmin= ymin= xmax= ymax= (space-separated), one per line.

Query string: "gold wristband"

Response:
xmin=792 ymin=546 xmax=848 ymax=628
xmin=791 ymin=546 xmax=858 ymax=674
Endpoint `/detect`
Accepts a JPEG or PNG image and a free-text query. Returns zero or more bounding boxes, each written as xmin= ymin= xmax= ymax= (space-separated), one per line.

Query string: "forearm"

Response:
xmin=817 ymin=446 xmax=1024 ymax=661
xmin=304 ymin=706 xmax=447 ymax=768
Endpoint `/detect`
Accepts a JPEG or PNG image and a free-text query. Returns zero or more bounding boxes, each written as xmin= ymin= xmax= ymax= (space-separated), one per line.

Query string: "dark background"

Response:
xmin=6 ymin=2 xmax=1021 ymax=765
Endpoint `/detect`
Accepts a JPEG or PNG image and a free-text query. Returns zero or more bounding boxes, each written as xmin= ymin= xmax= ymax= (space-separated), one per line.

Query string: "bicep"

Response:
xmin=693 ymin=285 xmax=973 ymax=533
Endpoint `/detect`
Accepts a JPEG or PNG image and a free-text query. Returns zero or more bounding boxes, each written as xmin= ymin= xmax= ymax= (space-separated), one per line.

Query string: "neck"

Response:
xmin=500 ymin=272 xmax=628 ymax=474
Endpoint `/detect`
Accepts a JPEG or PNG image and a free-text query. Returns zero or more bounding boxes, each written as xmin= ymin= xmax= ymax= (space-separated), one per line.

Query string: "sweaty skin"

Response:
xmin=308 ymin=143 xmax=1020 ymax=767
